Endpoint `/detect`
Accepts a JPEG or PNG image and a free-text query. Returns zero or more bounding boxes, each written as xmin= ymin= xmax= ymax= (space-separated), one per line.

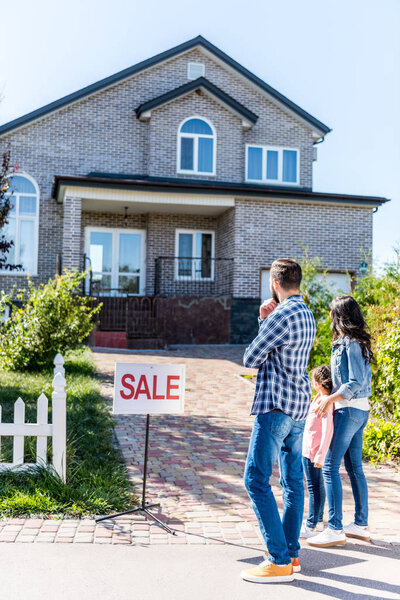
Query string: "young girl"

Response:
xmin=300 ymin=365 xmax=334 ymax=538
xmin=307 ymin=295 xmax=372 ymax=548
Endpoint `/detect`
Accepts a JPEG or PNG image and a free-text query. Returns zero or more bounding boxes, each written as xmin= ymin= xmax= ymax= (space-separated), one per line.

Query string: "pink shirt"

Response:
xmin=302 ymin=396 xmax=334 ymax=466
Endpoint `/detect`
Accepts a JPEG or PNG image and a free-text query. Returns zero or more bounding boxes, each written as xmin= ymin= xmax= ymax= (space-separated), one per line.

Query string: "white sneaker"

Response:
xmin=306 ymin=527 xmax=346 ymax=547
xmin=344 ymin=522 xmax=371 ymax=541
xmin=299 ymin=523 xmax=318 ymax=539
xmin=316 ymin=522 xmax=324 ymax=532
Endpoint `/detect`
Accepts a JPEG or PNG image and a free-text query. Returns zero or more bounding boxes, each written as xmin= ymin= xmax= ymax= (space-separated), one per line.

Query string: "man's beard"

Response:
xmin=271 ymin=286 xmax=280 ymax=303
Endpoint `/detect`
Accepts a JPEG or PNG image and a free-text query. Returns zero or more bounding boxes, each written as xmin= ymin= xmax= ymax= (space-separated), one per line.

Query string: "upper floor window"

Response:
xmin=1 ymin=173 xmax=39 ymax=275
xmin=246 ymin=145 xmax=299 ymax=185
xmin=177 ymin=117 xmax=216 ymax=176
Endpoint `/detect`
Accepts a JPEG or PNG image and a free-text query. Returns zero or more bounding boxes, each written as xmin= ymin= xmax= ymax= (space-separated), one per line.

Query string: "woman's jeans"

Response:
xmin=323 ymin=407 xmax=369 ymax=531
xmin=302 ymin=457 xmax=325 ymax=528
xmin=244 ymin=411 xmax=305 ymax=565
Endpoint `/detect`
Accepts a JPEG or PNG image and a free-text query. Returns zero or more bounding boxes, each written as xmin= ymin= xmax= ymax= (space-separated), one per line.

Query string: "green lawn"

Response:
xmin=0 ymin=348 xmax=136 ymax=517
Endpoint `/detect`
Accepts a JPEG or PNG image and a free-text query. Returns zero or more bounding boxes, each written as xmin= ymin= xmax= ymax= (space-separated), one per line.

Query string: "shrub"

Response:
xmin=0 ymin=271 xmax=101 ymax=371
xmin=372 ymin=317 xmax=400 ymax=421
xmin=299 ymin=251 xmax=335 ymax=369
xmin=363 ymin=418 xmax=400 ymax=464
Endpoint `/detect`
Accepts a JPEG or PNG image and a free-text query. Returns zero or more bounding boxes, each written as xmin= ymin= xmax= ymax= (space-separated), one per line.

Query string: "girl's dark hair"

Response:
xmin=311 ymin=365 xmax=332 ymax=394
xmin=330 ymin=295 xmax=373 ymax=363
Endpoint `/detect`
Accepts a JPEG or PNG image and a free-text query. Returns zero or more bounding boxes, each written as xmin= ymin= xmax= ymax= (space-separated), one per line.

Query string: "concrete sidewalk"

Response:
xmin=1 ymin=540 xmax=399 ymax=600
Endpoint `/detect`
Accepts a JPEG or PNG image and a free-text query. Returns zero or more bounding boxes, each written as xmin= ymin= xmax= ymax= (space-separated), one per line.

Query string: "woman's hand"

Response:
xmin=315 ymin=394 xmax=334 ymax=418
xmin=314 ymin=463 xmax=323 ymax=469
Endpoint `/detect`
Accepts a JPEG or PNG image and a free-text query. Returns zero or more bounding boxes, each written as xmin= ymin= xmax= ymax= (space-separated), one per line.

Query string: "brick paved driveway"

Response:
xmin=1 ymin=345 xmax=399 ymax=547
xmin=91 ymin=346 xmax=400 ymax=546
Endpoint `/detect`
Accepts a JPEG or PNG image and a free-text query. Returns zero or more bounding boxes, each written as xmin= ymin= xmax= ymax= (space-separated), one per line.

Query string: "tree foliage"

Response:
xmin=0 ymin=151 xmax=21 ymax=271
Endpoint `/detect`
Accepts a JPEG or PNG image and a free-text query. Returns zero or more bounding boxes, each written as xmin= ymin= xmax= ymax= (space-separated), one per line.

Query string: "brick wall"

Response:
xmin=232 ymin=198 xmax=373 ymax=297
xmin=0 ymin=44 xmax=372 ymax=295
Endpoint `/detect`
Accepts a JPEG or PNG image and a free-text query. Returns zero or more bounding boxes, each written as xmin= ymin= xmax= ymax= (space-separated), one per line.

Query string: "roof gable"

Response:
xmin=135 ymin=77 xmax=258 ymax=129
xmin=0 ymin=35 xmax=331 ymax=138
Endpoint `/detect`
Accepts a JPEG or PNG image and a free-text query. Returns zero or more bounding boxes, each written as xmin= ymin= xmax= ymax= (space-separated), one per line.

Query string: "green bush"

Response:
xmin=299 ymin=251 xmax=335 ymax=369
xmin=373 ymin=317 xmax=400 ymax=422
xmin=299 ymin=249 xmax=400 ymax=464
xmin=0 ymin=271 xmax=101 ymax=371
xmin=363 ymin=418 xmax=400 ymax=464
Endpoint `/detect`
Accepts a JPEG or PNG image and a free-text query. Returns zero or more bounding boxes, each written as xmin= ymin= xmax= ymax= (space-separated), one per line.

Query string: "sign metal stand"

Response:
xmin=95 ymin=414 xmax=176 ymax=535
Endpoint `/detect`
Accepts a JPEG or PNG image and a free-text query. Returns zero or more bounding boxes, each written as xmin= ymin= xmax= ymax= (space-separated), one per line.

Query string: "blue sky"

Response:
xmin=0 ymin=0 xmax=398 ymax=269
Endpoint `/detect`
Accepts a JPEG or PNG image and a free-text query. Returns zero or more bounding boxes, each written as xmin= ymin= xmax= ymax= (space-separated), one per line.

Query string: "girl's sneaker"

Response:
xmin=299 ymin=523 xmax=319 ymax=539
xmin=306 ymin=527 xmax=346 ymax=547
xmin=316 ymin=522 xmax=324 ymax=532
xmin=344 ymin=523 xmax=371 ymax=541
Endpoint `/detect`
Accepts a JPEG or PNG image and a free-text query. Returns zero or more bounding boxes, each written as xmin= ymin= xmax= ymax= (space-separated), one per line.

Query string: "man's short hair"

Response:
xmin=270 ymin=258 xmax=302 ymax=290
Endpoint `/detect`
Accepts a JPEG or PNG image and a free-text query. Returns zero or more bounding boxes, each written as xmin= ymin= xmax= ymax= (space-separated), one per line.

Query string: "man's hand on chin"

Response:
xmin=260 ymin=299 xmax=278 ymax=320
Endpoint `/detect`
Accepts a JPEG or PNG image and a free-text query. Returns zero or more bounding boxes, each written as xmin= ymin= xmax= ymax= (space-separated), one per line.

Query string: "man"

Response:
xmin=240 ymin=258 xmax=316 ymax=584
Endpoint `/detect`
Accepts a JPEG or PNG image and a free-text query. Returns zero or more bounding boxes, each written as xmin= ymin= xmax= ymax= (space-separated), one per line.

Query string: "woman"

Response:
xmin=307 ymin=295 xmax=372 ymax=547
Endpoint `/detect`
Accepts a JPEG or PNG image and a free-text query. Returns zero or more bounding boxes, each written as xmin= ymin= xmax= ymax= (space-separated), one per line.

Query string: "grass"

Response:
xmin=0 ymin=348 xmax=136 ymax=517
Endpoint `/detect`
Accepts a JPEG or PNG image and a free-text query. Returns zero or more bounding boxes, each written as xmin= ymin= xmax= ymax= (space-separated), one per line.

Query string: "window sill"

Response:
xmin=0 ymin=271 xmax=38 ymax=277
xmin=174 ymin=277 xmax=215 ymax=283
xmin=177 ymin=170 xmax=216 ymax=177
xmin=245 ymin=179 xmax=301 ymax=187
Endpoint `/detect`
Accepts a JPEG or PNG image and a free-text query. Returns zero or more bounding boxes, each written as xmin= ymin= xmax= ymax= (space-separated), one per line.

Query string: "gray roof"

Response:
xmin=0 ymin=35 xmax=331 ymax=137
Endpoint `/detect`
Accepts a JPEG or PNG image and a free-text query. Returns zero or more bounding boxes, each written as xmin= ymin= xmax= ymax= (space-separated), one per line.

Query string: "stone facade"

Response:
xmin=0 ymin=40 xmax=375 ymax=310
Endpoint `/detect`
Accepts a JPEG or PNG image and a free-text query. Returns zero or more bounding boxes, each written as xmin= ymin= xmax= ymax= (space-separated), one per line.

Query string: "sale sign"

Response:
xmin=113 ymin=363 xmax=185 ymax=415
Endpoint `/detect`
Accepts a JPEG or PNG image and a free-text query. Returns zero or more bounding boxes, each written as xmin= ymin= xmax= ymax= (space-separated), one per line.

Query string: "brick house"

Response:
xmin=0 ymin=36 xmax=388 ymax=347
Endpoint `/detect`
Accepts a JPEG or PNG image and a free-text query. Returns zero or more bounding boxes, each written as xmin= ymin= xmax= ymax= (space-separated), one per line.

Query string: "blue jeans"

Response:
xmin=302 ymin=457 xmax=326 ymax=528
xmin=322 ymin=407 xmax=369 ymax=530
xmin=244 ymin=411 xmax=305 ymax=565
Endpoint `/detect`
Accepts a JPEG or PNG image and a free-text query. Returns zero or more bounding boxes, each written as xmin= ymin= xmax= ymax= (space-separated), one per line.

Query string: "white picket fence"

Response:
xmin=0 ymin=354 xmax=67 ymax=482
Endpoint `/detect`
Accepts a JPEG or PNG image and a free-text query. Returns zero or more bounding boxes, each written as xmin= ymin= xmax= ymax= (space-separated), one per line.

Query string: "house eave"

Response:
xmin=53 ymin=174 xmax=389 ymax=209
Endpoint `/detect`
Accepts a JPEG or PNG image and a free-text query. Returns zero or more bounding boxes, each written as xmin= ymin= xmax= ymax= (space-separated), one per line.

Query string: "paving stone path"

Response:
xmin=1 ymin=345 xmax=399 ymax=547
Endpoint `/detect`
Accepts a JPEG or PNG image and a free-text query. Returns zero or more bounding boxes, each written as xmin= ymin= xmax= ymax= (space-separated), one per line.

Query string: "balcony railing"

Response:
xmin=154 ymin=256 xmax=234 ymax=297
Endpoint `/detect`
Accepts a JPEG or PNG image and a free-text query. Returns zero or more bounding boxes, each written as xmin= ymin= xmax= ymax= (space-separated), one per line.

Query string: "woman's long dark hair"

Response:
xmin=330 ymin=295 xmax=373 ymax=363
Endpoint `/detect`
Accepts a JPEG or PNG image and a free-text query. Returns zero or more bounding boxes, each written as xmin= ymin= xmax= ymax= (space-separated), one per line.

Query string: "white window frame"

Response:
xmin=174 ymin=229 xmax=215 ymax=282
xmin=0 ymin=172 xmax=40 ymax=276
xmin=84 ymin=227 xmax=146 ymax=296
xmin=177 ymin=116 xmax=216 ymax=176
xmin=245 ymin=144 xmax=300 ymax=186
xmin=187 ymin=62 xmax=205 ymax=80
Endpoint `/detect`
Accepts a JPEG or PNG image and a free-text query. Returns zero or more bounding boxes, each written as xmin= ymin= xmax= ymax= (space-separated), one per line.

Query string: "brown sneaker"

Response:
xmin=240 ymin=559 xmax=294 ymax=583
xmin=291 ymin=557 xmax=301 ymax=572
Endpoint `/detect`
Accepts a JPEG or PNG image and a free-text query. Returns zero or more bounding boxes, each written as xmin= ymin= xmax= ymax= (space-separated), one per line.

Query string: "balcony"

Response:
xmin=154 ymin=256 xmax=234 ymax=297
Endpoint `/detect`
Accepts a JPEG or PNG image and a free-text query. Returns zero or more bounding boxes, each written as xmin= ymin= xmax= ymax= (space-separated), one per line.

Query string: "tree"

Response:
xmin=0 ymin=150 xmax=22 ymax=271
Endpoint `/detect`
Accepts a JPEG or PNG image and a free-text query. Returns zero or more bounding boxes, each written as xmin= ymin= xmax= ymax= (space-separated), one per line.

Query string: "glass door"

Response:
xmin=85 ymin=228 xmax=146 ymax=295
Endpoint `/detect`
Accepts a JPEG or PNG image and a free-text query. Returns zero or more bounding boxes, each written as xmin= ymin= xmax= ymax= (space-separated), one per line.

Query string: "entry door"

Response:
xmin=85 ymin=227 xmax=146 ymax=295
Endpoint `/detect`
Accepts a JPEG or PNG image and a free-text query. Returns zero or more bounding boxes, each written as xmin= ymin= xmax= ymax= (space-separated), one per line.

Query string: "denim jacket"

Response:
xmin=331 ymin=336 xmax=372 ymax=400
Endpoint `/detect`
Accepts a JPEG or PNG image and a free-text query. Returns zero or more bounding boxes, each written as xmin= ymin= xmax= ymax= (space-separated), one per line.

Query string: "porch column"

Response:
xmin=62 ymin=196 xmax=82 ymax=271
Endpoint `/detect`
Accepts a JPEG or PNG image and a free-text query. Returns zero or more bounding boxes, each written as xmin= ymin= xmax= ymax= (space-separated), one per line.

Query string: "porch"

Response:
xmin=55 ymin=176 xmax=238 ymax=348
xmin=85 ymin=256 xmax=234 ymax=349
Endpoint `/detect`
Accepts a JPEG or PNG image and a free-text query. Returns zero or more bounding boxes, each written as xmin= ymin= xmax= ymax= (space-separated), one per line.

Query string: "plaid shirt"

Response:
xmin=243 ymin=295 xmax=316 ymax=421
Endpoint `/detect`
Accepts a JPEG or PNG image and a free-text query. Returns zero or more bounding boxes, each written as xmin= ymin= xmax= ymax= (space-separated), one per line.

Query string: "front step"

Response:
xmin=93 ymin=331 xmax=127 ymax=349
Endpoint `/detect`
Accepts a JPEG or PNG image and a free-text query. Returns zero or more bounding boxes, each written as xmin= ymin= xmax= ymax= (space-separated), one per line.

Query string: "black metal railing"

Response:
xmin=88 ymin=296 xmax=165 ymax=338
xmin=154 ymin=257 xmax=234 ymax=297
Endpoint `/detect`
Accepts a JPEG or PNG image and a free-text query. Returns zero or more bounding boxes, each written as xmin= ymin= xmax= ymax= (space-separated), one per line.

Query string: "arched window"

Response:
xmin=1 ymin=173 xmax=39 ymax=274
xmin=178 ymin=117 xmax=215 ymax=175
